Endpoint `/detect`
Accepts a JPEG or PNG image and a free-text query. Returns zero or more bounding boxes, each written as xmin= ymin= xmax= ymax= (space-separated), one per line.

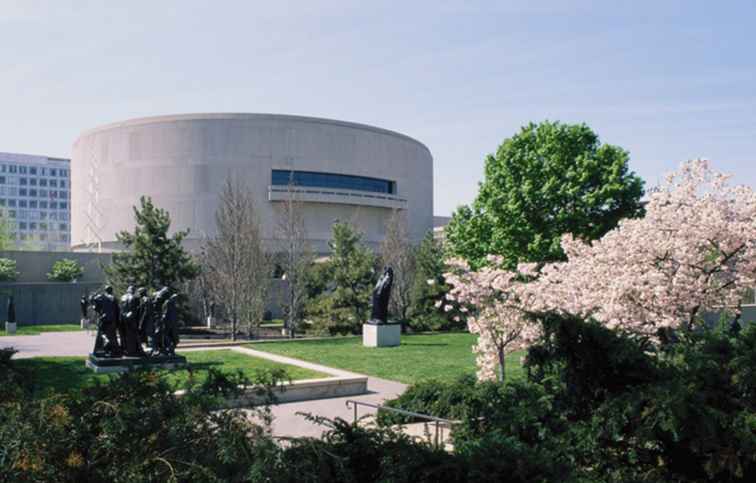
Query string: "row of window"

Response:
xmin=0 ymin=176 xmax=68 ymax=187
xmin=0 ymin=198 xmax=68 ymax=209
xmin=0 ymin=165 xmax=69 ymax=177
xmin=0 ymin=188 xmax=69 ymax=199
xmin=3 ymin=210 xmax=69 ymax=221
xmin=271 ymin=169 xmax=396 ymax=194
xmin=9 ymin=232 xmax=69 ymax=242
xmin=14 ymin=221 xmax=68 ymax=231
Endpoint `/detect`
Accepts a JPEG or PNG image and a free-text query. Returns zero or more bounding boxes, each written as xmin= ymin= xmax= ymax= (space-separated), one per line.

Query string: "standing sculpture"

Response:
xmin=161 ymin=292 xmax=180 ymax=356
xmin=120 ymin=286 xmax=144 ymax=356
xmin=91 ymin=286 xmax=121 ymax=357
xmin=7 ymin=296 xmax=16 ymax=324
xmin=369 ymin=267 xmax=394 ymax=324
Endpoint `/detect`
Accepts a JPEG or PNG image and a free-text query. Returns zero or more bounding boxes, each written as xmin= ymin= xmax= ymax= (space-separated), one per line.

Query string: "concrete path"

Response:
xmin=1 ymin=330 xmax=95 ymax=358
xmin=2 ymin=331 xmax=409 ymax=439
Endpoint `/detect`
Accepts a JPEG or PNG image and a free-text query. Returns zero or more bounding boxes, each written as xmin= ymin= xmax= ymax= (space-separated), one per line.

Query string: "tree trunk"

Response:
xmin=497 ymin=346 xmax=506 ymax=383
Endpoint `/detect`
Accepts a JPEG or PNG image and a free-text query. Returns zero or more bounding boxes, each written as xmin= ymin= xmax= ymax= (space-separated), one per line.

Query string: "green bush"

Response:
xmin=0 ymin=257 xmax=19 ymax=282
xmin=46 ymin=258 xmax=84 ymax=282
xmin=376 ymin=374 xmax=477 ymax=425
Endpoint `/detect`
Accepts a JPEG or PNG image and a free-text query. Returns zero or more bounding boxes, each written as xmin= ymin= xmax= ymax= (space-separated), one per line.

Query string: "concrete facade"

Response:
xmin=71 ymin=113 xmax=434 ymax=254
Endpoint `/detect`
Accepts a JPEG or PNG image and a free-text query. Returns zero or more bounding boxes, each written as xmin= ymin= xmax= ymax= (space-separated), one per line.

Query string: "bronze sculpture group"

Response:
xmin=84 ymin=285 xmax=180 ymax=359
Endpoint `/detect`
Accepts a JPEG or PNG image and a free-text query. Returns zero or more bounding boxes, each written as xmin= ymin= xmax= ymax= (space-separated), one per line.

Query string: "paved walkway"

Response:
xmin=2 ymin=331 xmax=408 ymax=439
xmin=1 ymin=330 xmax=95 ymax=358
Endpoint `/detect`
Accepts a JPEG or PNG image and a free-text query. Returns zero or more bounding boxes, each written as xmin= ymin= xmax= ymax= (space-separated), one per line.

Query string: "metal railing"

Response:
xmin=345 ymin=399 xmax=457 ymax=448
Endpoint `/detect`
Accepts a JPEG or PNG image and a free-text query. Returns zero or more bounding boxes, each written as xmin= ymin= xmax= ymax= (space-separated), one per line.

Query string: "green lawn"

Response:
xmin=1 ymin=323 xmax=82 ymax=336
xmin=249 ymin=333 xmax=524 ymax=385
xmin=13 ymin=349 xmax=326 ymax=394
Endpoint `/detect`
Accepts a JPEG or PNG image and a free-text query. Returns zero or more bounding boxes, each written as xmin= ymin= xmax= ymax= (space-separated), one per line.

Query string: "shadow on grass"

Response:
xmin=400 ymin=343 xmax=449 ymax=347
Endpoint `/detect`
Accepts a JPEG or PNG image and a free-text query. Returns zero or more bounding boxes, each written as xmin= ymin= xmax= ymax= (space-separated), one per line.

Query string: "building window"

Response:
xmin=19 ymin=200 xmax=27 ymax=208
xmin=30 ymin=167 xmax=37 ymax=175
xmin=9 ymin=165 xmax=17 ymax=173
xmin=59 ymin=223 xmax=67 ymax=231
xmin=50 ymin=179 xmax=58 ymax=187
xmin=29 ymin=200 xmax=37 ymax=209
xmin=271 ymin=169 xmax=396 ymax=194
xmin=50 ymin=202 xmax=58 ymax=209
xmin=19 ymin=188 xmax=27 ymax=197
xmin=60 ymin=202 xmax=68 ymax=210
xmin=29 ymin=189 xmax=37 ymax=197
xmin=39 ymin=179 xmax=47 ymax=186
xmin=8 ymin=199 xmax=16 ymax=207
xmin=39 ymin=189 xmax=47 ymax=197
xmin=19 ymin=166 xmax=27 ymax=174
xmin=29 ymin=222 xmax=37 ymax=230
xmin=40 ymin=201 xmax=48 ymax=209
xmin=19 ymin=177 xmax=27 ymax=186
xmin=29 ymin=178 xmax=37 ymax=186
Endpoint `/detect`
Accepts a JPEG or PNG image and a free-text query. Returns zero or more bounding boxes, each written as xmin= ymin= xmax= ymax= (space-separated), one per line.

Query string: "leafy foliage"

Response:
xmin=46 ymin=258 xmax=84 ymax=282
xmin=105 ymin=196 xmax=199 ymax=293
xmin=0 ymin=257 xmax=18 ymax=282
xmin=307 ymin=222 xmax=377 ymax=335
xmin=445 ymin=121 xmax=644 ymax=269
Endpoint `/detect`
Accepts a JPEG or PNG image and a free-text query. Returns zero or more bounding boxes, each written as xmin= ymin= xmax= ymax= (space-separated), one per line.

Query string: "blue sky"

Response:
xmin=1 ymin=0 xmax=754 ymax=215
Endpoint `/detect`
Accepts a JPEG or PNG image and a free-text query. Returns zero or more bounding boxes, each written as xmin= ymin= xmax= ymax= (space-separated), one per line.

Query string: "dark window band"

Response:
xmin=272 ymin=169 xmax=395 ymax=194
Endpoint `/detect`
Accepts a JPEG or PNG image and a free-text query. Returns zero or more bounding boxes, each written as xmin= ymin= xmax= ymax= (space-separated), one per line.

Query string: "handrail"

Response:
xmin=345 ymin=399 xmax=458 ymax=448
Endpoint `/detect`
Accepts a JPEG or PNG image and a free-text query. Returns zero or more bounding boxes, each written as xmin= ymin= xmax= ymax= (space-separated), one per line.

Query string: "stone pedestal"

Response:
xmin=362 ymin=323 xmax=401 ymax=347
xmin=5 ymin=322 xmax=16 ymax=335
xmin=86 ymin=353 xmax=188 ymax=374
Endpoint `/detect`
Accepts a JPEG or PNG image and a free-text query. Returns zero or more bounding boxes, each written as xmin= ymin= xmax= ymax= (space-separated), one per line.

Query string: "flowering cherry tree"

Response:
xmin=447 ymin=160 xmax=756 ymax=381
xmin=444 ymin=257 xmax=541 ymax=381
xmin=536 ymin=159 xmax=756 ymax=336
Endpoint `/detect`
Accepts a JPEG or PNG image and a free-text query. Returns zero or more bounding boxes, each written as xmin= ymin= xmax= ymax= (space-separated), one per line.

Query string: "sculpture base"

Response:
xmin=5 ymin=322 xmax=16 ymax=335
xmin=362 ymin=323 xmax=401 ymax=347
xmin=86 ymin=353 xmax=188 ymax=374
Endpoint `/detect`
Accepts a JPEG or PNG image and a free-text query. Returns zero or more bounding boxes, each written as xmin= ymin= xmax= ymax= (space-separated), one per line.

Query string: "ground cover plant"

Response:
xmin=249 ymin=333 xmax=524 ymax=384
xmin=0 ymin=323 xmax=82 ymax=336
xmin=13 ymin=349 xmax=325 ymax=394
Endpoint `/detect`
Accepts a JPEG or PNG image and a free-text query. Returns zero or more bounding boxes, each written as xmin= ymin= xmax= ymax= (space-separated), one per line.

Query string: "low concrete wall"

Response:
xmin=226 ymin=376 xmax=369 ymax=407
xmin=0 ymin=250 xmax=111 ymax=283
xmin=0 ymin=282 xmax=101 ymax=325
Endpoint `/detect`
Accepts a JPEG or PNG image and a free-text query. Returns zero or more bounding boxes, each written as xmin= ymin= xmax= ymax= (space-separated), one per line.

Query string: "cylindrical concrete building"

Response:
xmin=71 ymin=113 xmax=433 ymax=253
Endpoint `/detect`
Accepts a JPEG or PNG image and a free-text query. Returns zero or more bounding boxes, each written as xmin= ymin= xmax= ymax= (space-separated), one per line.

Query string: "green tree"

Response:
xmin=105 ymin=196 xmax=199 ymax=292
xmin=308 ymin=222 xmax=377 ymax=335
xmin=445 ymin=121 xmax=645 ymax=268
xmin=0 ymin=258 xmax=18 ymax=282
xmin=408 ymin=233 xmax=463 ymax=331
xmin=47 ymin=259 xmax=84 ymax=282
xmin=0 ymin=215 xmax=13 ymax=251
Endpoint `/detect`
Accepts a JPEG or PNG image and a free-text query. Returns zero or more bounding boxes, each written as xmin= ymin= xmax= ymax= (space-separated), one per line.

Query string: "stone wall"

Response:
xmin=0 ymin=282 xmax=100 ymax=325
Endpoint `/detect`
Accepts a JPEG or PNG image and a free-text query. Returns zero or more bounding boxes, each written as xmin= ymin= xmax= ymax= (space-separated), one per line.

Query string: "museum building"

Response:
xmin=70 ymin=113 xmax=433 ymax=254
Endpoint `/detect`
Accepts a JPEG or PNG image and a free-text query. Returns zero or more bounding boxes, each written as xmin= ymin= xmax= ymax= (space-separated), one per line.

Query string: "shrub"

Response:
xmin=376 ymin=374 xmax=477 ymax=425
xmin=0 ymin=257 xmax=19 ymax=282
xmin=46 ymin=258 xmax=84 ymax=282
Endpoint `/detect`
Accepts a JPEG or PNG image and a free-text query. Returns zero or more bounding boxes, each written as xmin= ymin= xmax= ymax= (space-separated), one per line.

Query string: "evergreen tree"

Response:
xmin=308 ymin=222 xmax=376 ymax=335
xmin=408 ymin=233 xmax=463 ymax=331
xmin=105 ymin=196 xmax=199 ymax=293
